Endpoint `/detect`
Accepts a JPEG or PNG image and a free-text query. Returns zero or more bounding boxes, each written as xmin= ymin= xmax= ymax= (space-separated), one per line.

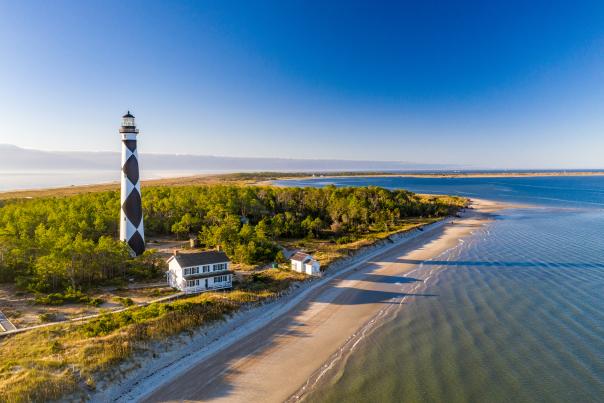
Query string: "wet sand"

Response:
xmin=139 ymin=199 xmax=503 ymax=403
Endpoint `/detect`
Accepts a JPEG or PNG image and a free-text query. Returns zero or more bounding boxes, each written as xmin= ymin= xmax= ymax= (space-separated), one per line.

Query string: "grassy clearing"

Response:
xmin=0 ymin=269 xmax=306 ymax=403
xmin=0 ymin=284 xmax=181 ymax=329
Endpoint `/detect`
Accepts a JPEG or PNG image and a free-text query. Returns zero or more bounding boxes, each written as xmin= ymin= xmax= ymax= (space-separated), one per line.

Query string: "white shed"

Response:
xmin=290 ymin=252 xmax=321 ymax=276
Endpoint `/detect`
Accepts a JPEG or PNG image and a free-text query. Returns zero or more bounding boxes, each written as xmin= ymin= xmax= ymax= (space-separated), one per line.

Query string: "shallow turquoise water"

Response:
xmin=278 ymin=177 xmax=604 ymax=403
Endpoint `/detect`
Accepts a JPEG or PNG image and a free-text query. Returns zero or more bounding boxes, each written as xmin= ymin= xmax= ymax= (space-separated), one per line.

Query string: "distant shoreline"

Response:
xmin=264 ymin=170 xmax=604 ymax=185
xmin=1 ymin=170 xmax=603 ymax=199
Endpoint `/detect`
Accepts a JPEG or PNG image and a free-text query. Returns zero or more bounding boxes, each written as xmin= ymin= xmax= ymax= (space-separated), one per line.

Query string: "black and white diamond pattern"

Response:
xmin=123 ymin=154 xmax=140 ymax=186
xmin=123 ymin=188 xmax=142 ymax=227
xmin=123 ymin=139 xmax=137 ymax=152
xmin=127 ymin=230 xmax=145 ymax=256
xmin=120 ymin=138 xmax=145 ymax=256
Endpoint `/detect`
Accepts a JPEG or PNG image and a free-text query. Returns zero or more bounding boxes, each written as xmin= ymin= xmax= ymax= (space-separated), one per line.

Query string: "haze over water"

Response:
xmin=277 ymin=176 xmax=604 ymax=403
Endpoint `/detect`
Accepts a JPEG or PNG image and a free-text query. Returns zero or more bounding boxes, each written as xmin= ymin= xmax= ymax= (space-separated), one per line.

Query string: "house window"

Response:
xmin=202 ymin=265 xmax=210 ymax=273
xmin=213 ymin=263 xmax=228 ymax=272
xmin=186 ymin=279 xmax=202 ymax=288
xmin=184 ymin=266 xmax=200 ymax=276
xmin=214 ymin=274 xmax=230 ymax=283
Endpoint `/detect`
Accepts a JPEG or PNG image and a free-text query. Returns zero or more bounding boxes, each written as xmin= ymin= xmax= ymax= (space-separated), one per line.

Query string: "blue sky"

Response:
xmin=1 ymin=1 xmax=603 ymax=168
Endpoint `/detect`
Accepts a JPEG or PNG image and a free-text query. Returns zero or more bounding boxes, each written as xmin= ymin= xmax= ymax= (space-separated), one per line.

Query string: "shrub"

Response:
xmin=34 ymin=289 xmax=104 ymax=307
xmin=274 ymin=250 xmax=287 ymax=263
xmin=88 ymin=297 xmax=104 ymax=307
xmin=35 ymin=293 xmax=66 ymax=306
xmin=114 ymin=297 xmax=135 ymax=307
xmin=335 ymin=234 xmax=358 ymax=244
xmin=39 ymin=312 xmax=59 ymax=322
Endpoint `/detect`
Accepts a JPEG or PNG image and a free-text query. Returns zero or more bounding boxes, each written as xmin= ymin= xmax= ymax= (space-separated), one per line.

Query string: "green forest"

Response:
xmin=0 ymin=184 xmax=464 ymax=292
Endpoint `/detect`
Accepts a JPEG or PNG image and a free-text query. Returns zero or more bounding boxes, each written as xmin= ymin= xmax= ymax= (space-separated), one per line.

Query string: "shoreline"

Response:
xmin=101 ymin=198 xmax=508 ymax=402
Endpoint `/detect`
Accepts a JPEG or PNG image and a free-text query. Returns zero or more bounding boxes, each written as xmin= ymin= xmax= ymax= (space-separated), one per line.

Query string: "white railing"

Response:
xmin=183 ymin=282 xmax=232 ymax=294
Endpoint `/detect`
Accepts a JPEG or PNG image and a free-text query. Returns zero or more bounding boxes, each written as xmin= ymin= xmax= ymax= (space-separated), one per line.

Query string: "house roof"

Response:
xmin=168 ymin=251 xmax=230 ymax=267
xmin=291 ymin=252 xmax=312 ymax=262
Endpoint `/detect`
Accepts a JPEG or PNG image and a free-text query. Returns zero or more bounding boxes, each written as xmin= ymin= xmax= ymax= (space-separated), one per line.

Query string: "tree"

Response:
xmin=171 ymin=213 xmax=194 ymax=239
xmin=0 ymin=183 xmax=463 ymax=292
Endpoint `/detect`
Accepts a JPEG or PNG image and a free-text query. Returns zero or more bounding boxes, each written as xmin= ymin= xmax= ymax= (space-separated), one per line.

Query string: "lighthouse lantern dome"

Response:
xmin=122 ymin=111 xmax=136 ymax=128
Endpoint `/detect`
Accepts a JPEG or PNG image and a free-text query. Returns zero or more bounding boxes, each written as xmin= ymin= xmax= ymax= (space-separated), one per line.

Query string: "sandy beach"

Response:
xmin=104 ymin=199 xmax=504 ymax=403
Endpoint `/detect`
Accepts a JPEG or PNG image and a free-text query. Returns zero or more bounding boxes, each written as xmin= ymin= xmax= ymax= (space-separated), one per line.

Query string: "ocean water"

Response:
xmin=276 ymin=176 xmax=604 ymax=403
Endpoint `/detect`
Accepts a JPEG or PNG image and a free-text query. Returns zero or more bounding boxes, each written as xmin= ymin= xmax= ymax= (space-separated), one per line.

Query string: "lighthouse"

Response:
xmin=119 ymin=111 xmax=145 ymax=256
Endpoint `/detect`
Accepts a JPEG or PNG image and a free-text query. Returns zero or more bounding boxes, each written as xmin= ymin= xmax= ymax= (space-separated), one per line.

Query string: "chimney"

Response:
xmin=216 ymin=245 xmax=221 ymax=252
xmin=173 ymin=249 xmax=179 ymax=256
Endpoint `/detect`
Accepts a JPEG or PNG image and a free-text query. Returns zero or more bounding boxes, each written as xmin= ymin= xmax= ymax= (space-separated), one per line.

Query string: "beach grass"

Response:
xmin=0 ymin=269 xmax=306 ymax=403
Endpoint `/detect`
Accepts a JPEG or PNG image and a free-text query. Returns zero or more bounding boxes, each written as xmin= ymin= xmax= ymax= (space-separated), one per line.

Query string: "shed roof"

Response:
xmin=291 ymin=252 xmax=313 ymax=262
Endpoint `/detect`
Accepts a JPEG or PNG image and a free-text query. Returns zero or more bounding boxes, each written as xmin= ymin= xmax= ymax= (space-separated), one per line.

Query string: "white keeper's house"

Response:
xmin=166 ymin=250 xmax=233 ymax=293
xmin=290 ymin=252 xmax=321 ymax=276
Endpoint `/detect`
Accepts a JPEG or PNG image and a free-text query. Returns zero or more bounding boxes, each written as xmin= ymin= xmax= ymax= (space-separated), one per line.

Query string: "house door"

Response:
xmin=205 ymin=279 xmax=209 ymax=289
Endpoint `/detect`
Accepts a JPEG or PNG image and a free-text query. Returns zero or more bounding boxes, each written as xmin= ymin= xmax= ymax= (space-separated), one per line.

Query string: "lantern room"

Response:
xmin=122 ymin=111 xmax=136 ymax=127
xmin=120 ymin=111 xmax=139 ymax=134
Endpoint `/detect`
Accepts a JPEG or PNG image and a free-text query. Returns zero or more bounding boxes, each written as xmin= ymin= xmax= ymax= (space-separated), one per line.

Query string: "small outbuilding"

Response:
xmin=166 ymin=250 xmax=233 ymax=294
xmin=290 ymin=252 xmax=321 ymax=276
